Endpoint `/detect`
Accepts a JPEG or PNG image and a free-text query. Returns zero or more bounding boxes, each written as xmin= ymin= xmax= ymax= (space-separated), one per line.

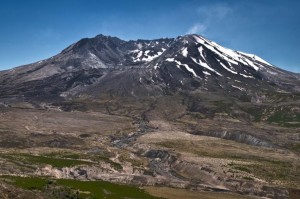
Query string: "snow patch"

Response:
xmin=193 ymin=35 xmax=266 ymax=71
xmin=238 ymin=51 xmax=272 ymax=66
xmin=174 ymin=60 xmax=200 ymax=78
xmin=232 ymin=85 xmax=246 ymax=91
xmin=166 ymin=58 xmax=175 ymax=62
xmin=193 ymin=35 xmax=205 ymax=44
xmin=203 ymin=71 xmax=211 ymax=76
xmin=240 ymin=73 xmax=254 ymax=78
xmin=217 ymin=60 xmax=237 ymax=74
xmin=198 ymin=46 xmax=206 ymax=61
xmin=182 ymin=47 xmax=188 ymax=57
xmin=137 ymin=43 xmax=143 ymax=49
xmin=141 ymin=51 xmax=163 ymax=61
xmin=191 ymin=57 xmax=222 ymax=76
xmin=133 ymin=49 xmax=165 ymax=62
xmin=267 ymin=70 xmax=277 ymax=75
xmin=243 ymin=59 xmax=259 ymax=71
xmin=137 ymin=51 xmax=143 ymax=58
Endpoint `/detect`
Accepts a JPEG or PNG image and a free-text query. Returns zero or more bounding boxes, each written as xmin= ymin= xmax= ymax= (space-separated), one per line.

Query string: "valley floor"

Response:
xmin=0 ymin=96 xmax=299 ymax=199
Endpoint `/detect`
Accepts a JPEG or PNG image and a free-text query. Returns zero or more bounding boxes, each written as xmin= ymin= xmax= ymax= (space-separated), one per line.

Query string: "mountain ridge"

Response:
xmin=0 ymin=34 xmax=299 ymax=102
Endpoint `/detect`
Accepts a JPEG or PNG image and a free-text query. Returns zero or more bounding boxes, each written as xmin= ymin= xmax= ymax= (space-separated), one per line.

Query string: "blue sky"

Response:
xmin=0 ymin=0 xmax=299 ymax=73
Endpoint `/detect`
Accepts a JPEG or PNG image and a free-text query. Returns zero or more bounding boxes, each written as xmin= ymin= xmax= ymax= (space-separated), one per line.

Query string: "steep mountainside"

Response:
xmin=0 ymin=34 xmax=299 ymax=102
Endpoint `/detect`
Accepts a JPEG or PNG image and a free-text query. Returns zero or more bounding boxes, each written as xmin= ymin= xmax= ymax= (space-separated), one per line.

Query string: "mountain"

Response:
xmin=0 ymin=34 xmax=299 ymax=102
xmin=0 ymin=34 xmax=299 ymax=199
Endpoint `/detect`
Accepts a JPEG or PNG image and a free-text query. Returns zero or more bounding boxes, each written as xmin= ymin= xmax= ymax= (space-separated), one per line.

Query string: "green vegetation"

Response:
xmin=240 ymin=103 xmax=300 ymax=128
xmin=265 ymin=93 xmax=300 ymax=104
xmin=22 ymin=154 xmax=93 ymax=168
xmin=45 ymin=151 xmax=112 ymax=160
xmin=157 ymin=140 xmax=300 ymax=188
xmin=229 ymin=160 xmax=300 ymax=187
xmin=290 ymin=144 xmax=300 ymax=153
xmin=0 ymin=152 xmax=123 ymax=170
xmin=213 ymin=100 xmax=233 ymax=113
xmin=267 ymin=110 xmax=300 ymax=128
xmin=3 ymin=176 xmax=49 ymax=190
xmin=0 ymin=153 xmax=93 ymax=168
xmin=1 ymin=176 xmax=159 ymax=199
xmin=238 ymin=94 xmax=251 ymax=102
xmin=57 ymin=179 xmax=158 ymax=199
xmin=241 ymin=106 xmax=264 ymax=122
xmin=232 ymin=165 xmax=251 ymax=173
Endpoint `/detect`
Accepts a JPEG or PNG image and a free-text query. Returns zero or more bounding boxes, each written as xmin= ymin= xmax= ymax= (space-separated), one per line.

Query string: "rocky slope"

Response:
xmin=0 ymin=34 xmax=299 ymax=102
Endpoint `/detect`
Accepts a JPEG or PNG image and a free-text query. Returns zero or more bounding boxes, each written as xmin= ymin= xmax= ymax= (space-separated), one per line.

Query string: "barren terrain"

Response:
xmin=0 ymin=94 xmax=299 ymax=198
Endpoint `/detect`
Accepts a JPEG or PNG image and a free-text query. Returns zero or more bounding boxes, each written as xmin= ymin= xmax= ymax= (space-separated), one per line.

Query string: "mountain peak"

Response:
xmin=95 ymin=34 xmax=124 ymax=41
xmin=0 ymin=33 xmax=299 ymax=100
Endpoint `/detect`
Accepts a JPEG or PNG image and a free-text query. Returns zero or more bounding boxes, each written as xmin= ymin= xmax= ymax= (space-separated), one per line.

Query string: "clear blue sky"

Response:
xmin=0 ymin=0 xmax=299 ymax=73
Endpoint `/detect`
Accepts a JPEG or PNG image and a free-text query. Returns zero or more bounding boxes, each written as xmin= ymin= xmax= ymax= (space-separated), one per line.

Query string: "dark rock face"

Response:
xmin=0 ymin=34 xmax=299 ymax=102
xmin=145 ymin=150 xmax=173 ymax=161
